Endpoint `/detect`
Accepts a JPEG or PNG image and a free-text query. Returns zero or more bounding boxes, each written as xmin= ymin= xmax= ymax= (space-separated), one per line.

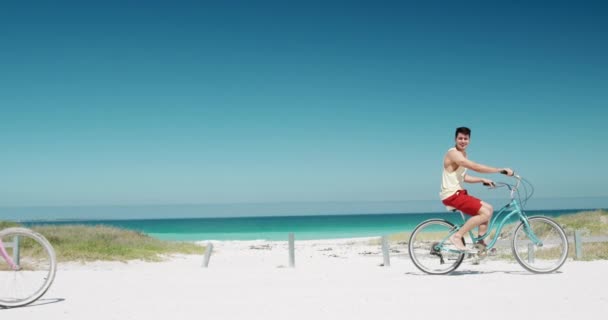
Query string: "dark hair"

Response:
xmin=455 ymin=127 xmax=471 ymax=138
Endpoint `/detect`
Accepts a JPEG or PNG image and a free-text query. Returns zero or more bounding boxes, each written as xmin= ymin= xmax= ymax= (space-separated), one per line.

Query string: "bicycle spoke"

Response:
xmin=409 ymin=219 xmax=465 ymax=274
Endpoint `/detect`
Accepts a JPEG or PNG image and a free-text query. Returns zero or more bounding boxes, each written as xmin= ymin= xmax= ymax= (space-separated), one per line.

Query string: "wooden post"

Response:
xmin=202 ymin=242 xmax=213 ymax=268
xmin=13 ymin=236 xmax=20 ymax=266
xmin=381 ymin=235 xmax=390 ymax=267
xmin=527 ymin=243 xmax=534 ymax=264
xmin=574 ymin=230 xmax=583 ymax=260
xmin=288 ymin=233 xmax=295 ymax=268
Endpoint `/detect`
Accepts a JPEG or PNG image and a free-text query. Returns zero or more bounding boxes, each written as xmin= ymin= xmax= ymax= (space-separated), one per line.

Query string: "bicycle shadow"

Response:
xmin=0 ymin=297 xmax=65 ymax=310
xmin=404 ymin=269 xmax=564 ymax=276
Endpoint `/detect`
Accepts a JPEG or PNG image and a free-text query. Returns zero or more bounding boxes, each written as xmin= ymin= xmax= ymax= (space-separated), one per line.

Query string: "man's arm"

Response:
xmin=464 ymin=174 xmax=494 ymax=186
xmin=464 ymin=175 xmax=484 ymax=183
xmin=448 ymin=149 xmax=507 ymax=174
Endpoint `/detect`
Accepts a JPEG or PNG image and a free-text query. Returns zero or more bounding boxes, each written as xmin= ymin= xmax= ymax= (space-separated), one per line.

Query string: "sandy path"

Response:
xmin=3 ymin=239 xmax=606 ymax=319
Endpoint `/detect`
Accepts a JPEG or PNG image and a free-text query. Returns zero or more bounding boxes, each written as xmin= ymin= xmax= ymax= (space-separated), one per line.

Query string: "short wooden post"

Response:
xmin=288 ymin=233 xmax=295 ymax=268
xmin=527 ymin=243 xmax=534 ymax=264
xmin=13 ymin=236 xmax=20 ymax=266
xmin=574 ymin=230 xmax=583 ymax=260
xmin=202 ymin=242 xmax=213 ymax=268
xmin=381 ymin=235 xmax=390 ymax=267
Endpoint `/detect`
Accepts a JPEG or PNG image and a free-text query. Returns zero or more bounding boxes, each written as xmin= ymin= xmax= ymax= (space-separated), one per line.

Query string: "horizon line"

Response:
xmin=15 ymin=207 xmax=606 ymax=223
xmin=2 ymin=195 xmax=608 ymax=209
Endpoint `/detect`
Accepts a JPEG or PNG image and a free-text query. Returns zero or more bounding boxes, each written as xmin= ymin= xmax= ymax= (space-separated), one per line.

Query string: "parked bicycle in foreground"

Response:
xmin=409 ymin=174 xmax=569 ymax=274
xmin=0 ymin=227 xmax=57 ymax=308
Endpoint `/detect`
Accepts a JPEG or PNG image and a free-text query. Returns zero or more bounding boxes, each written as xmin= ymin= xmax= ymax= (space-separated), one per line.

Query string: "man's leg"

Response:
xmin=450 ymin=202 xmax=493 ymax=250
xmin=477 ymin=202 xmax=494 ymax=242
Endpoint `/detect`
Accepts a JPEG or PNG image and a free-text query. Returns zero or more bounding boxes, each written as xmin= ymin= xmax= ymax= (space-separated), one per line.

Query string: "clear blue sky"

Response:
xmin=1 ymin=1 xmax=607 ymax=216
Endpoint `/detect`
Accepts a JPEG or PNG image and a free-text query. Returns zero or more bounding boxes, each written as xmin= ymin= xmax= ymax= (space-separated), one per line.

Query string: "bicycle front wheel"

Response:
xmin=512 ymin=216 xmax=568 ymax=273
xmin=0 ymin=227 xmax=57 ymax=308
xmin=408 ymin=219 xmax=465 ymax=275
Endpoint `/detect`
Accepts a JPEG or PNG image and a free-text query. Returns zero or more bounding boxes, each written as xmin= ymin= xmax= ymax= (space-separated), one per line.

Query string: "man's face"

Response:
xmin=455 ymin=133 xmax=470 ymax=150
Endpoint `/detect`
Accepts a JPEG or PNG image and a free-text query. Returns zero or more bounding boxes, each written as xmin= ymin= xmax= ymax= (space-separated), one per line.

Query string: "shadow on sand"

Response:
xmin=404 ymin=269 xmax=564 ymax=276
xmin=0 ymin=297 xmax=65 ymax=310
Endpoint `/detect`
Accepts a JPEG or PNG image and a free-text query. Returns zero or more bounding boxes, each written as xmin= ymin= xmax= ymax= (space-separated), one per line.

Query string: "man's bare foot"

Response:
xmin=476 ymin=238 xmax=487 ymax=248
xmin=449 ymin=234 xmax=467 ymax=251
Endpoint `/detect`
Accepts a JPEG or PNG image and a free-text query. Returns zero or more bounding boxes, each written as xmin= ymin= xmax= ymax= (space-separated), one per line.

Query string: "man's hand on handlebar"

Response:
xmin=500 ymin=168 xmax=514 ymax=176
xmin=482 ymin=179 xmax=496 ymax=188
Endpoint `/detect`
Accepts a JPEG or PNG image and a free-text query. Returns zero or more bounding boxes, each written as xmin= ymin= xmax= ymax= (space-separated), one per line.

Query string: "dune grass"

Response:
xmin=1 ymin=222 xmax=204 ymax=262
xmin=554 ymin=210 xmax=608 ymax=260
xmin=553 ymin=209 xmax=608 ymax=236
xmin=0 ymin=220 xmax=20 ymax=229
xmin=569 ymin=242 xmax=608 ymax=260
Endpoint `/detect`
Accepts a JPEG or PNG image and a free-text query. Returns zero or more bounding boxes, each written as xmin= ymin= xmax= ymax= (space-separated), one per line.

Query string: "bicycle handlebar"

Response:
xmin=488 ymin=175 xmax=523 ymax=201
xmin=500 ymin=169 xmax=518 ymax=178
xmin=484 ymin=172 xmax=533 ymax=208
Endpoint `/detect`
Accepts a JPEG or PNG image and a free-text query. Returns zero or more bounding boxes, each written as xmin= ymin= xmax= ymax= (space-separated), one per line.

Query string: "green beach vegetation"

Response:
xmin=1 ymin=223 xmax=204 ymax=262
xmin=554 ymin=209 xmax=608 ymax=236
xmin=0 ymin=220 xmax=20 ymax=229
xmin=555 ymin=209 xmax=608 ymax=260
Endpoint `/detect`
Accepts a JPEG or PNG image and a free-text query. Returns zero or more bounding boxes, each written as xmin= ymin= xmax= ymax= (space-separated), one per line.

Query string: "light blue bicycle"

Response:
xmin=408 ymin=174 xmax=569 ymax=274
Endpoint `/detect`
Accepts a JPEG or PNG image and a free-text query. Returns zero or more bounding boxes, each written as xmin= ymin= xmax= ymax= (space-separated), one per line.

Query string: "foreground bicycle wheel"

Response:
xmin=0 ymin=228 xmax=57 ymax=308
xmin=408 ymin=219 xmax=465 ymax=274
xmin=512 ymin=216 xmax=568 ymax=273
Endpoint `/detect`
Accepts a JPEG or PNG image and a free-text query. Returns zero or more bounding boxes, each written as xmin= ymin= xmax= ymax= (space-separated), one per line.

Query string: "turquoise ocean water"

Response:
xmin=24 ymin=209 xmax=587 ymax=241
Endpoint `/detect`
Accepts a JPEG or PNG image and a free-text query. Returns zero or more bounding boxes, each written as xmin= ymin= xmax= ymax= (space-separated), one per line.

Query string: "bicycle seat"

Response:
xmin=446 ymin=206 xmax=468 ymax=221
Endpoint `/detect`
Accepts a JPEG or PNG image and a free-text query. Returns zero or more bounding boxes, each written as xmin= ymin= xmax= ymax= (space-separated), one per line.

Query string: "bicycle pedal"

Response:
xmin=465 ymin=250 xmax=479 ymax=257
xmin=474 ymin=244 xmax=487 ymax=258
xmin=474 ymin=243 xmax=486 ymax=250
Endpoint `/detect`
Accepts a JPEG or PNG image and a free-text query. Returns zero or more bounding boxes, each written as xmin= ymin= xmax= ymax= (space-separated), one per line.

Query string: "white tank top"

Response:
xmin=440 ymin=147 xmax=466 ymax=200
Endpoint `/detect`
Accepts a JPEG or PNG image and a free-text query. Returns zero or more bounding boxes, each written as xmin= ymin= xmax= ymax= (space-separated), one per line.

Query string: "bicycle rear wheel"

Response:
xmin=0 ymin=227 xmax=57 ymax=308
xmin=408 ymin=219 xmax=465 ymax=274
xmin=512 ymin=216 xmax=568 ymax=273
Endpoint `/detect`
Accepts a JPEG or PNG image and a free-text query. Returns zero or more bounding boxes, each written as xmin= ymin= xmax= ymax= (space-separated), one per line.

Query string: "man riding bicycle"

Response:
xmin=440 ymin=127 xmax=514 ymax=251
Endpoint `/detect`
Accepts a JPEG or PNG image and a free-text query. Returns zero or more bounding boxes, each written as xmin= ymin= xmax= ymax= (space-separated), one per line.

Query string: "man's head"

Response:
xmin=455 ymin=127 xmax=471 ymax=138
xmin=454 ymin=127 xmax=471 ymax=150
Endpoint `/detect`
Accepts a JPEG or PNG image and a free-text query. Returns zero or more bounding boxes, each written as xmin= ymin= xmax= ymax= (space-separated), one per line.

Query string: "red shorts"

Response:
xmin=442 ymin=190 xmax=483 ymax=216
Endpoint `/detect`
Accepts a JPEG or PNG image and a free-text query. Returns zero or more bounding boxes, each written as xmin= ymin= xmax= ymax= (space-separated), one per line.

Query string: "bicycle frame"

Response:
xmin=460 ymin=199 xmax=538 ymax=249
xmin=441 ymin=176 xmax=543 ymax=253
xmin=0 ymin=238 xmax=18 ymax=270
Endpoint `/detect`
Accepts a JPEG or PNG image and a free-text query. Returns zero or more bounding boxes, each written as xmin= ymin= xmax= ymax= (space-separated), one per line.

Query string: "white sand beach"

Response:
xmin=3 ymin=238 xmax=607 ymax=320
